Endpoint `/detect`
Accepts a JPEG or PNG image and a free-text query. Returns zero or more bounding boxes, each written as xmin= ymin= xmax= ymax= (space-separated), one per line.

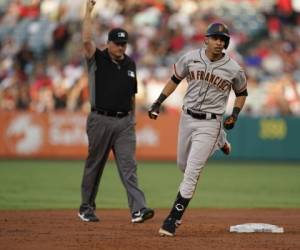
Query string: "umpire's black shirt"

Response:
xmin=87 ymin=48 xmax=137 ymax=112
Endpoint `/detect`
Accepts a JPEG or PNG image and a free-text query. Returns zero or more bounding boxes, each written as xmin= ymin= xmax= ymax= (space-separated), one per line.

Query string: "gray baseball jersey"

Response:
xmin=174 ymin=47 xmax=247 ymax=114
xmin=174 ymin=47 xmax=247 ymax=198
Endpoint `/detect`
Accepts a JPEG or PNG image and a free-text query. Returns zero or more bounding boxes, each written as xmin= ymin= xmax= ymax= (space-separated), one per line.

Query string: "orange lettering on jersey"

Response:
xmin=216 ymin=79 xmax=224 ymax=87
xmin=190 ymin=71 xmax=195 ymax=80
xmin=205 ymin=72 xmax=210 ymax=81
xmin=200 ymin=71 xmax=205 ymax=80
xmin=213 ymin=76 xmax=220 ymax=85
xmin=218 ymin=80 xmax=225 ymax=88
xmin=209 ymin=74 xmax=216 ymax=83
xmin=188 ymin=70 xmax=231 ymax=92
xmin=221 ymin=80 xmax=231 ymax=91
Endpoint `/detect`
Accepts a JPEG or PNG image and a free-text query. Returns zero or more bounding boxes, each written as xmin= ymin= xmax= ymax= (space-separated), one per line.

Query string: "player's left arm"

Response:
xmin=233 ymin=94 xmax=247 ymax=112
xmin=224 ymin=69 xmax=248 ymax=130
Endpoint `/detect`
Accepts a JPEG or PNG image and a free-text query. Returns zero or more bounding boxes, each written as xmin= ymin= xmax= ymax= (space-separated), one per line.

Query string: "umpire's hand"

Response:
xmin=148 ymin=102 xmax=161 ymax=120
xmin=86 ymin=0 xmax=96 ymax=13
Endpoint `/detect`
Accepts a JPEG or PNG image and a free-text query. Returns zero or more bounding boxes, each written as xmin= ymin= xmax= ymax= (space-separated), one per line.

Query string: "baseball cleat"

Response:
xmin=78 ymin=211 xmax=99 ymax=222
xmin=159 ymin=228 xmax=175 ymax=237
xmin=159 ymin=217 xmax=177 ymax=236
xmin=131 ymin=207 xmax=154 ymax=223
xmin=221 ymin=141 xmax=231 ymax=155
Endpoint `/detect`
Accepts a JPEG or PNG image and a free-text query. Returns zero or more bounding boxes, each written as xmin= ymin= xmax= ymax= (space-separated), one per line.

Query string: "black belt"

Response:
xmin=91 ymin=108 xmax=129 ymax=118
xmin=186 ymin=109 xmax=217 ymax=120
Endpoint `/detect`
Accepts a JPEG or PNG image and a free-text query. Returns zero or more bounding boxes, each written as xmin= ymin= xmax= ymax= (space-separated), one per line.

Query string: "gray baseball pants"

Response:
xmin=80 ymin=112 xmax=146 ymax=213
xmin=177 ymin=111 xmax=222 ymax=199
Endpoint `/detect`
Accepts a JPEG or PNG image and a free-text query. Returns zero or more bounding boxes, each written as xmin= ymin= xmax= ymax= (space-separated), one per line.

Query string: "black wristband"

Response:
xmin=156 ymin=93 xmax=167 ymax=105
xmin=232 ymin=107 xmax=241 ymax=119
xmin=171 ymin=75 xmax=181 ymax=84
xmin=235 ymin=89 xmax=248 ymax=97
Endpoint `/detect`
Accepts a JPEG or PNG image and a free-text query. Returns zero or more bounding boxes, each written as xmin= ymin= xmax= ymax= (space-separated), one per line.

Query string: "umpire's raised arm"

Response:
xmin=82 ymin=0 xmax=97 ymax=59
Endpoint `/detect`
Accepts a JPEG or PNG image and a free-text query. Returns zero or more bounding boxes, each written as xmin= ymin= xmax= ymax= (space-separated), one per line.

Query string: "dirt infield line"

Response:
xmin=1 ymin=209 xmax=299 ymax=250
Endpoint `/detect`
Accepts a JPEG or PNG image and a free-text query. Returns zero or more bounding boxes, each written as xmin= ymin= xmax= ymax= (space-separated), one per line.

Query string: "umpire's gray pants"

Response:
xmin=80 ymin=112 xmax=146 ymax=213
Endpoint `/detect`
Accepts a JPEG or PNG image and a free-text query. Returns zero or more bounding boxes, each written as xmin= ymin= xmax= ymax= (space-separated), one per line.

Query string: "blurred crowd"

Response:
xmin=0 ymin=0 xmax=299 ymax=116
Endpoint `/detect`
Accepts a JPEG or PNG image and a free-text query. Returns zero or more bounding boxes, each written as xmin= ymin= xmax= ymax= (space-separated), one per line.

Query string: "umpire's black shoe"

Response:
xmin=131 ymin=207 xmax=154 ymax=223
xmin=78 ymin=209 xmax=99 ymax=222
xmin=159 ymin=217 xmax=177 ymax=236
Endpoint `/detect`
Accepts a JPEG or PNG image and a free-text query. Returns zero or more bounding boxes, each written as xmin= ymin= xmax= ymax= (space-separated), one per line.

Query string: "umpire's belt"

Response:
xmin=91 ymin=108 xmax=129 ymax=118
xmin=186 ymin=109 xmax=216 ymax=120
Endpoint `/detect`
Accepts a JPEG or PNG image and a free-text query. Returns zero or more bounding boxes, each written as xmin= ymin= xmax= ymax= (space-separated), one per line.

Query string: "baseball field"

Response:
xmin=1 ymin=160 xmax=300 ymax=249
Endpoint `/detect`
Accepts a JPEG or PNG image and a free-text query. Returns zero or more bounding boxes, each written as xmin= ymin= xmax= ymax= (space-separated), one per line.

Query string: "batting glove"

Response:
xmin=223 ymin=115 xmax=237 ymax=130
xmin=148 ymin=102 xmax=161 ymax=120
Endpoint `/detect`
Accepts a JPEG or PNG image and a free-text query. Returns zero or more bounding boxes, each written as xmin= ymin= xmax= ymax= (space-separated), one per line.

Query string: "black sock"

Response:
xmin=167 ymin=192 xmax=190 ymax=220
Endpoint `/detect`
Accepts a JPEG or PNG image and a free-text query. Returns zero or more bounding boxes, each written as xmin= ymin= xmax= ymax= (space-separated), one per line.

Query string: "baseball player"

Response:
xmin=149 ymin=22 xmax=248 ymax=236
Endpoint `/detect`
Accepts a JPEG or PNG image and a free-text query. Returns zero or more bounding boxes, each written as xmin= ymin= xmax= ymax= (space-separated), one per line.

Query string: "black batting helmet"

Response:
xmin=205 ymin=22 xmax=230 ymax=49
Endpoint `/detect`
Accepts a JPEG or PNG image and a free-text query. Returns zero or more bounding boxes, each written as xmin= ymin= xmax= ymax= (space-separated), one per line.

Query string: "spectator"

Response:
xmin=15 ymin=42 xmax=34 ymax=74
xmin=52 ymin=21 xmax=70 ymax=56
xmin=0 ymin=0 xmax=299 ymax=117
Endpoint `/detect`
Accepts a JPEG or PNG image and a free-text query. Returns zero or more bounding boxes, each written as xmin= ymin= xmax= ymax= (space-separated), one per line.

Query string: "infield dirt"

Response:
xmin=1 ymin=208 xmax=299 ymax=250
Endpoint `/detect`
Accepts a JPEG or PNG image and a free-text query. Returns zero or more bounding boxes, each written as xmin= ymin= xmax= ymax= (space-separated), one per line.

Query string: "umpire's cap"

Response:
xmin=108 ymin=28 xmax=129 ymax=43
xmin=205 ymin=22 xmax=230 ymax=49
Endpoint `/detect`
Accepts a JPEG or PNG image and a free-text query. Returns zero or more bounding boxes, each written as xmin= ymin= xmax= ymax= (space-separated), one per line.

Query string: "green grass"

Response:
xmin=0 ymin=160 xmax=299 ymax=209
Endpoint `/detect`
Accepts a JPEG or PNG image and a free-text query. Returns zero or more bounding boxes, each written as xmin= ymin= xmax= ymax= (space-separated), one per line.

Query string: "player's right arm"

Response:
xmin=82 ymin=0 xmax=97 ymax=59
xmin=160 ymin=79 xmax=179 ymax=97
xmin=148 ymin=78 xmax=179 ymax=120
xmin=148 ymin=53 xmax=188 ymax=119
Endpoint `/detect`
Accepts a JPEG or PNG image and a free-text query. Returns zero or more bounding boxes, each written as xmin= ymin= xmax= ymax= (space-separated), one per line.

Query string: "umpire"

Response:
xmin=78 ymin=0 xmax=154 ymax=223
